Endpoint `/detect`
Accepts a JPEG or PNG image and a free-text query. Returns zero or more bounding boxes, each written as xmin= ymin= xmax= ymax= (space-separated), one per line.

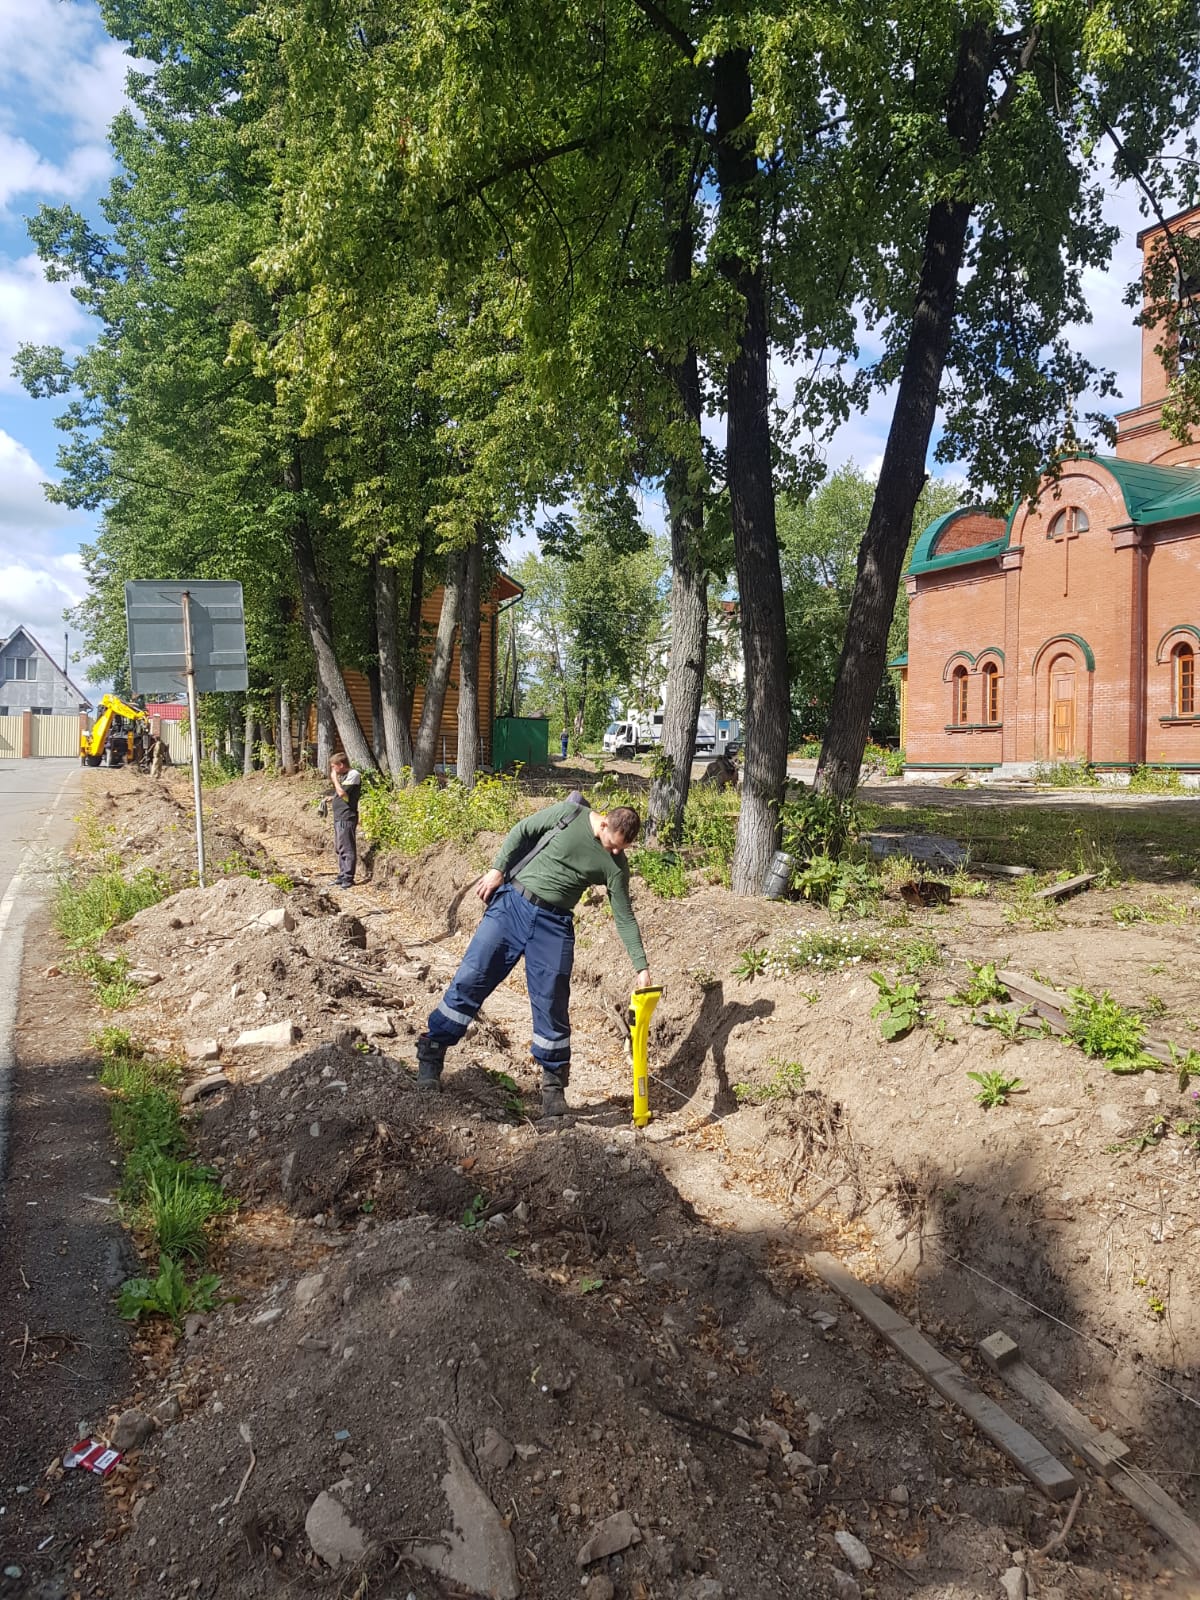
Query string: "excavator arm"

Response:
xmin=80 ymin=694 xmax=147 ymax=765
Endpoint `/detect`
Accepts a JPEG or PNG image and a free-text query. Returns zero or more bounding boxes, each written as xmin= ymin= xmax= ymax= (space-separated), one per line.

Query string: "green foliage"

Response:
xmin=1065 ymin=987 xmax=1161 ymax=1073
xmin=54 ymin=865 xmax=170 ymax=950
xmin=1168 ymin=1044 xmax=1200 ymax=1092
xmin=359 ymin=773 xmax=524 ymax=856
xmin=632 ymin=850 xmax=689 ymax=900
xmin=461 ymin=1193 xmax=487 ymax=1232
xmin=484 ymin=1069 xmax=525 ymax=1119
xmin=766 ymin=927 xmax=887 ymax=974
xmin=897 ymin=936 xmax=941 ymax=976
xmin=793 ymin=854 xmax=877 ymax=918
xmin=976 ymin=1006 xmax=1048 ymax=1041
xmin=967 ymin=1070 xmax=1024 ymax=1109
xmin=951 ymin=961 xmax=1009 ymax=1008
xmin=733 ymin=1059 xmax=808 ymax=1105
xmin=70 ymin=949 xmax=139 ymax=1011
xmin=780 ymin=792 xmax=861 ymax=863
xmin=869 ymin=972 xmax=924 ymax=1041
xmin=117 ymin=1254 xmax=222 ymax=1326
xmin=141 ymin=1167 xmax=235 ymax=1261
xmin=579 ymin=1276 xmax=605 ymax=1295
xmin=680 ymin=790 xmax=739 ymax=880
xmin=1128 ymin=765 xmax=1184 ymax=793
xmin=1031 ymin=761 xmax=1099 ymax=789
xmin=732 ymin=947 xmax=770 ymax=983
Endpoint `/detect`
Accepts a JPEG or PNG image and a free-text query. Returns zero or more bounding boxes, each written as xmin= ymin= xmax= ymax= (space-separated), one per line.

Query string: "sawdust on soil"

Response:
xmin=38 ymin=767 xmax=1200 ymax=1600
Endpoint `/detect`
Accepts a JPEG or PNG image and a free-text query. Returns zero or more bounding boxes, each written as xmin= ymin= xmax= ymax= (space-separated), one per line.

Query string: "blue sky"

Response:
xmin=0 ymin=0 xmax=1157 ymax=687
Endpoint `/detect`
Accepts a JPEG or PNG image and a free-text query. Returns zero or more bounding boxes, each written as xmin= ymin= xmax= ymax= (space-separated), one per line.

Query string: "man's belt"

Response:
xmin=511 ymin=881 xmax=567 ymax=915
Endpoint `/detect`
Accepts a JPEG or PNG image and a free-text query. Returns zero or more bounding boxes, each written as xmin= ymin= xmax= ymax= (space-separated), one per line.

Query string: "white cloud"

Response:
xmin=0 ymin=427 xmax=78 ymax=529
xmin=0 ymin=131 xmax=112 ymax=215
xmin=0 ymin=0 xmax=135 ymax=144
xmin=0 ymin=546 xmax=88 ymax=642
xmin=0 ymin=252 xmax=92 ymax=392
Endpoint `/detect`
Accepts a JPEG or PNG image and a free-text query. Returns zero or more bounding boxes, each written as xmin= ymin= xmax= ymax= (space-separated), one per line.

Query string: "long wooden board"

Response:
xmin=980 ymin=1331 xmax=1200 ymax=1574
xmin=808 ymin=1254 xmax=1076 ymax=1500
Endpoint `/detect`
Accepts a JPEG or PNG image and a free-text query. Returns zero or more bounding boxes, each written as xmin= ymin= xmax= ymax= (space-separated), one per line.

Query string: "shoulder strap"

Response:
xmin=507 ymin=794 xmax=587 ymax=882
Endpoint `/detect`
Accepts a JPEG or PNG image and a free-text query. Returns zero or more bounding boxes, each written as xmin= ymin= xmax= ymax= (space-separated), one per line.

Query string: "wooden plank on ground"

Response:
xmin=980 ymin=1331 xmax=1200 ymax=1573
xmin=1032 ymin=872 xmax=1097 ymax=902
xmin=808 ymin=1254 xmax=1077 ymax=1501
xmin=999 ymin=970 xmax=1175 ymax=1067
xmin=974 ymin=862 xmax=1035 ymax=878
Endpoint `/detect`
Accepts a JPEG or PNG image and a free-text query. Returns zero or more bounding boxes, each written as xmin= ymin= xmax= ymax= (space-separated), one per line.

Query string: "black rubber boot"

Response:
xmin=415 ymin=1034 xmax=446 ymax=1091
xmin=541 ymin=1068 xmax=569 ymax=1118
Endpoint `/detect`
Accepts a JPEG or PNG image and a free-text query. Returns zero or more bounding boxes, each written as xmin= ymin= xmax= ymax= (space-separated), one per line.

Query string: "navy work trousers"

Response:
xmin=426 ymin=884 xmax=573 ymax=1075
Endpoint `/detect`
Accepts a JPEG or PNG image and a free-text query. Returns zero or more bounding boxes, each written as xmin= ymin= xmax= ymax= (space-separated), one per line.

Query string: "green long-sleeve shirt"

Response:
xmin=491 ymin=801 xmax=647 ymax=971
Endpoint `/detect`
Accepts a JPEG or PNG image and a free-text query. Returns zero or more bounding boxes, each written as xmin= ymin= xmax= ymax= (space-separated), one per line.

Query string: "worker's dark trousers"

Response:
xmin=334 ymin=815 xmax=358 ymax=886
xmin=426 ymin=885 xmax=573 ymax=1078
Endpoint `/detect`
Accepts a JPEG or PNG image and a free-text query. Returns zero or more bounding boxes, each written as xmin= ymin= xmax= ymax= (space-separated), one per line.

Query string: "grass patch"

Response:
xmin=1031 ymin=760 xmax=1099 ymax=788
xmin=733 ymin=1059 xmax=809 ymax=1104
xmin=764 ymin=926 xmax=890 ymax=975
xmin=1128 ymin=765 xmax=1186 ymax=794
xmin=54 ymin=864 xmax=170 ymax=950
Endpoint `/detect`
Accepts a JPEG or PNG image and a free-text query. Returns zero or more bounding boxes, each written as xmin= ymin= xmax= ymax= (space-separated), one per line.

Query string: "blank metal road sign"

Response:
xmin=125 ymin=580 xmax=249 ymax=694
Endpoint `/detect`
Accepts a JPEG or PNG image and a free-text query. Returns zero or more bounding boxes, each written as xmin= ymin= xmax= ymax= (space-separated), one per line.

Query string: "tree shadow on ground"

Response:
xmin=661 ymin=980 xmax=775 ymax=1113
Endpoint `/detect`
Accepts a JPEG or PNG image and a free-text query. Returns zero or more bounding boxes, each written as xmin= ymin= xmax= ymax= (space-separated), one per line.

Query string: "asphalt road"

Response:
xmin=0 ymin=758 xmax=82 ymax=1178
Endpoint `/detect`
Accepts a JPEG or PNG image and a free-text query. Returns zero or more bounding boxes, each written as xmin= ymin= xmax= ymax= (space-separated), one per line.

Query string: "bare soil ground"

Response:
xmin=23 ymin=766 xmax=1200 ymax=1600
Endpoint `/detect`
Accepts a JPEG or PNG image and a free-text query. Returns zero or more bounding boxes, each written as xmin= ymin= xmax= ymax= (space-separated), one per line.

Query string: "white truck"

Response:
xmin=694 ymin=708 xmax=741 ymax=758
xmin=601 ymin=710 xmax=665 ymax=757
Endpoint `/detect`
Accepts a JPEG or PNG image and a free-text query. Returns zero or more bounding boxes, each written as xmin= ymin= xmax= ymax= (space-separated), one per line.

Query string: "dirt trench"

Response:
xmin=57 ymin=769 xmax=1200 ymax=1599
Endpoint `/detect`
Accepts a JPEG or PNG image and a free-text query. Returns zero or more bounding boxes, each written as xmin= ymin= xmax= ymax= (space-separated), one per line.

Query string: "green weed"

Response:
xmin=967 ymin=1070 xmax=1024 ymax=1109
xmin=1168 ymin=1043 xmax=1200 ymax=1091
xmin=54 ymin=865 xmax=170 ymax=950
xmin=117 ymin=1254 xmax=222 ymax=1325
xmin=633 ymin=849 xmax=689 ymax=899
xmin=1031 ymin=761 xmax=1099 ymax=788
xmin=732 ymin=947 xmax=770 ymax=982
xmin=140 ymin=1167 xmax=235 ymax=1260
xmin=897 ymin=936 xmax=941 ymax=976
xmin=781 ymin=791 xmax=862 ymax=862
xmin=950 ymin=960 xmax=1008 ymax=1009
xmin=484 ymin=1068 xmax=525 ymax=1119
xmin=765 ymin=926 xmax=888 ymax=974
xmin=1128 ymin=765 xmax=1185 ymax=793
xmin=733 ymin=1059 xmax=809 ymax=1104
xmin=461 ymin=1193 xmax=487 ymax=1231
xmin=579 ymin=1276 xmax=605 ymax=1295
xmin=869 ymin=972 xmax=924 ymax=1041
xmin=794 ymin=854 xmax=877 ymax=918
xmin=359 ymin=772 xmax=525 ymax=856
xmin=1065 ymin=986 xmax=1161 ymax=1074
xmin=976 ymin=1006 xmax=1047 ymax=1042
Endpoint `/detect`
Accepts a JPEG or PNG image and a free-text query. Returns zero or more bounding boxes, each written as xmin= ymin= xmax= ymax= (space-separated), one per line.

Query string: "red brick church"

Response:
xmin=897 ymin=205 xmax=1200 ymax=776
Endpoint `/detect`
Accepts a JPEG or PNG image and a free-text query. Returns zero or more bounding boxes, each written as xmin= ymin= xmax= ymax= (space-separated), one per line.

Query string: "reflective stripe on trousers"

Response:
xmin=426 ymin=884 xmax=573 ymax=1072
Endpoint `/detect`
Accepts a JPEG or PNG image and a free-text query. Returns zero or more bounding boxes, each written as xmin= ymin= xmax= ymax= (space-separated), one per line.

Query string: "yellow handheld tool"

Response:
xmin=628 ymin=986 xmax=663 ymax=1128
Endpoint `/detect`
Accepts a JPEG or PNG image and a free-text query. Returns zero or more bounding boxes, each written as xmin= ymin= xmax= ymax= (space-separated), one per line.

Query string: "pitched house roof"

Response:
xmin=1 ymin=625 xmax=92 ymax=707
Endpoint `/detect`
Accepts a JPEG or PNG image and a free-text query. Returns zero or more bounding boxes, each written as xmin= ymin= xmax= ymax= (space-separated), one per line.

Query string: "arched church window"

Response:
xmin=952 ymin=666 xmax=969 ymax=725
xmin=1174 ymin=643 xmax=1195 ymax=717
xmin=981 ymin=661 xmax=1001 ymax=724
xmin=1048 ymin=506 xmax=1089 ymax=540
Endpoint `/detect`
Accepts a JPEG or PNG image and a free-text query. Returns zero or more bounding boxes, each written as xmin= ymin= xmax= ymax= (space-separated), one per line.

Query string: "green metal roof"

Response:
xmin=1068 ymin=453 xmax=1200 ymax=525
xmin=908 ymin=508 xmax=1013 ymax=576
xmin=908 ymin=455 xmax=1200 ymax=580
xmin=888 ymin=652 xmax=908 ymax=668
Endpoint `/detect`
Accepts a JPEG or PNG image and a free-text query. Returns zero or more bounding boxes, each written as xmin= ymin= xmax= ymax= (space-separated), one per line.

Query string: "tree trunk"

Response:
xmin=316 ymin=680 xmax=335 ymax=773
xmin=649 ymin=174 xmax=708 ymax=845
xmin=817 ymin=25 xmax=992 ymax=799
xmin=714 ymin=51 xmax=790 ymax=895
xmin=411 ymin=546 xmax=466 ymax=783
xmin=242 ymin=705 xmax=256 ymax=775
xmin=399 ymin=543 xmax=426 ymax=733
xmin=284 ymin=452 xmax=377 ymax=772
xmin=377 ymin=556 xmax=413 ymax=774
xmin=230 ymin=701 xmax=245 ymax=771
xmin=456 ymin=538 xmax=483 ymax=787
xmin=278 ymin=688 xmax=296 ymax=774
xmin=367 ymin=662 xmax=385 ymax=768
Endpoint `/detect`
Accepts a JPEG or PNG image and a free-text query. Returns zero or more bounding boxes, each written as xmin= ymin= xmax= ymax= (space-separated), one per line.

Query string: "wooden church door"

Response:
xmin=1051 ymin=661 xmax=1076 ymax=758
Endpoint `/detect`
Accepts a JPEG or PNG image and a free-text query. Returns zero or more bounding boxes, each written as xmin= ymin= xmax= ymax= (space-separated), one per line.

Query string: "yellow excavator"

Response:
xmin=80 ymin=694 xmax=148 ymax=767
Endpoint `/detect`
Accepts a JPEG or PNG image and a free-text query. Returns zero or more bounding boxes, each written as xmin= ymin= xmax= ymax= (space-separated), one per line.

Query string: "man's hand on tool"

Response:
xmin=635 ymin=969 xmax=651 ymax=991
xmin=476 ymin=868 xmax=505 ymax=903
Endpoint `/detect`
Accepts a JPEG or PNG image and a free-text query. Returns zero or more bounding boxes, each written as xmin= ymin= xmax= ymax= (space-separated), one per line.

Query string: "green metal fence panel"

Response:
xmin=493 ymin=717 xmax=549 ymax=770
